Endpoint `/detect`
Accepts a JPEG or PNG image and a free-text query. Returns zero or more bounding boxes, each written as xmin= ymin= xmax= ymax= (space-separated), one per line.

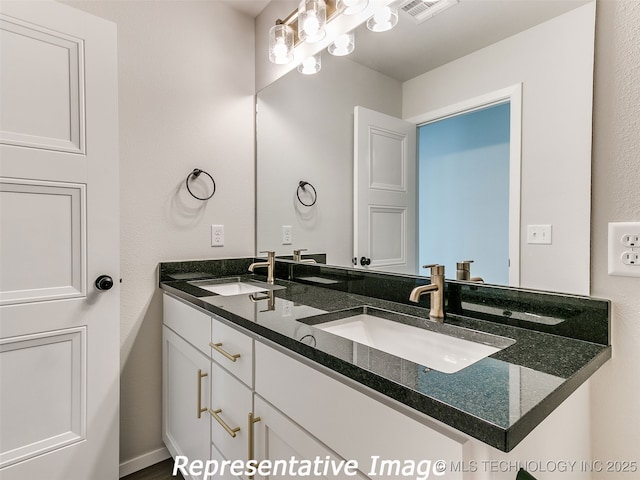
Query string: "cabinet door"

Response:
xmin=253 ymin=395 xmax=368 ymax=479
xmin=163 ymin=326 xmax=210 ymax=479
xmin=210 ymin=362 xmax=252 ymax=465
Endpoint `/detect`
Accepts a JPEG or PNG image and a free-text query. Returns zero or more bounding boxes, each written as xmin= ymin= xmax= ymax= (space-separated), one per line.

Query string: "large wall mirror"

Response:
xmin=257 ymin=0 xmax=596 ymax=295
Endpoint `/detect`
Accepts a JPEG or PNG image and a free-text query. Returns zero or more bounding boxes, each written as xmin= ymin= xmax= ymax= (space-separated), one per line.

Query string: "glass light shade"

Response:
xmin=297 ymin=53 xmax=322 ymax=75
xmin=366 ymin=6 xmax=399 ymax=32
xmin=328 ymin=31 xmax=355 ymax=56
xmin=337 ymin=0 xmax=368 ymax=15
xmin=269 ymin=24 xmax=294 ymax=64
xmin=298 ymin=0 xmax=327 ymax=43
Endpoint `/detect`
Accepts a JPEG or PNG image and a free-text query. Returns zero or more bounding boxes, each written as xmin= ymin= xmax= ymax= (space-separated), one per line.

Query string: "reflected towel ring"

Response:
xmin=297 ymin=181 xmax=317 ymax=207
xmin=186 ymin=168 xmax=216 ymax=201
xmin=299 ymin=334 xmax=317 ymax=347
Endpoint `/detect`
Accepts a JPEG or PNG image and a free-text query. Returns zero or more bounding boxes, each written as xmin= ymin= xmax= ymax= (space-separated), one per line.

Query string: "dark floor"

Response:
xmin=122 ymin=458 xmax=183 ymax=480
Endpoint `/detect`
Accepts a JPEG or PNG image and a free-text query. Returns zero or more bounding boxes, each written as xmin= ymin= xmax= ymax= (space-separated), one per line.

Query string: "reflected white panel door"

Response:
xmin=354 ymin=106 xmax=416 ymax=273
xmin=0 ymin=2 xmax=119 ymax=479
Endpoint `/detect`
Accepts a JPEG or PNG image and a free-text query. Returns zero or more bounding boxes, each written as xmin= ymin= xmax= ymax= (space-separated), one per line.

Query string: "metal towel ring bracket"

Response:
xmin=296 ymin=181 xmax=317 ymax=207
xmin=186 ymin=168 xmax=216 ymax=201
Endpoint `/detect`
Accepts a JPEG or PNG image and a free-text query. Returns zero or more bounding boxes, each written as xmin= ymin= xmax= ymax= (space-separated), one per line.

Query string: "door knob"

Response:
xmin=360 ymin=257 xmax=371 ymax=266
xmin=95 ymin=275 xmax=114 ymax=291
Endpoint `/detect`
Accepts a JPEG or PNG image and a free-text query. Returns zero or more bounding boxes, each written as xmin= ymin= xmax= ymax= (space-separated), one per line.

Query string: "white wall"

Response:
xmin=402 ymin=2 xmax=596 ymax=295
xmin=590 ymin=0 xmax=640 ymax=476
xmin=256 ymin=54 xmax=402 ymax=265
xmin=62 ymin=0 xmax=256 ymax=470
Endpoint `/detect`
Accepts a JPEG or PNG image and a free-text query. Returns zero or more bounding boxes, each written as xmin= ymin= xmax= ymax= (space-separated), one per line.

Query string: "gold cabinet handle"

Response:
xmin=209 ymin=408 xmax=240 ymax=438
xmin=248 ymin=412 xmax=261 ymax=479
xmin=197 ymin=369 xmax=208 ymax=419
xmin=209 ymin=342 xmax=241 ymax=362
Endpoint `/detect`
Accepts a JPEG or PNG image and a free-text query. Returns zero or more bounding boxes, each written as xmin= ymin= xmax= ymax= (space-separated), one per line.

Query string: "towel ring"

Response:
xmin=296 ymin=181 xmax=317 ymax=207
xmin=186 ymin=168 xmax=216 ymax=201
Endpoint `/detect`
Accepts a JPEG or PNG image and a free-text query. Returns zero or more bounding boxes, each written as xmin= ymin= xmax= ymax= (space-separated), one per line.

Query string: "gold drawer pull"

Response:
xmin=209 ymin=408 xmax=240 ymax=438
xmin=210 ymin=342 xmax=241 ymax=362
xmin=248 ymin=412 xmax=261 ymax=479
xmin=197 ymin=369 xmax=208 ymax=419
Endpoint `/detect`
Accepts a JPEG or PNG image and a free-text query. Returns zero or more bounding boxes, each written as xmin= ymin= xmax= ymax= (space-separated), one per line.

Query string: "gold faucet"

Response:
xmin=409 ymin=264 xmax=445 ymax=320
xmin=293 ymin=248 xmax=317 ymax=264
xmin=248 ymin=251 xmax=275 ymax=284
xmin=456 ymin=260 xmax=484 ymax=283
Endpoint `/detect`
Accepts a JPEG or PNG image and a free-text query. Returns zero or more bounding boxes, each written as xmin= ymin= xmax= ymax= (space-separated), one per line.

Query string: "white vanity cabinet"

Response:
xmin=254 ymin=342 xmax=466 ymax=480
xmin=163 ymin=293 xmax=465 ymax=480
xmin=163 ymin=294 xmax=261 ymax=480
xmin=163 ymin=292 xmax=592 ymax=480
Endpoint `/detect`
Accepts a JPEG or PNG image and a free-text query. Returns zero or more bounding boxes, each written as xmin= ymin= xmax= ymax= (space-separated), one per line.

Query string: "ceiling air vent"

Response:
xmin=399 ymin=0 xmax=459 ymax=24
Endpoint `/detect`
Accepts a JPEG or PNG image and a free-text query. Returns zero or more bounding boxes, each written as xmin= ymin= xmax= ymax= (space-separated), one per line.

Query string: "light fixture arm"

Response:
xmin=274 ymin=0 xmax=341 ymax=47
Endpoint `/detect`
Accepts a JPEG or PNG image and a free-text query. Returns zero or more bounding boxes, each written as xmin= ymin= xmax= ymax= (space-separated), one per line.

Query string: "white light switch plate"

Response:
xmin=608 ymin=222 xmax=640 ymax=277
xmin=527 ymin=225 xmax=552 ymax=244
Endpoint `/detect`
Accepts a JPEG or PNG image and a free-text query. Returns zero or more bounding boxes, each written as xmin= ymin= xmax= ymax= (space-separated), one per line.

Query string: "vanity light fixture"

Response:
xmin=297 ymin=53 xmax=322 ymax=75
xmin=268 ymin=0 xmax=340 ymax=66
xmin=267 ymin=0 xmax=375 ymax=72
xmin=366 ymin=5 xmax=399 ymax=32
xmin=268 ymin=23 xmax=295 ymax=65
xmin=337 ymin=0 xmax=369 ymax=15
xmin=298 ymin=0 xmax=327 ymax=43
xmin=328 ymin=31 xmax=355 ymax=56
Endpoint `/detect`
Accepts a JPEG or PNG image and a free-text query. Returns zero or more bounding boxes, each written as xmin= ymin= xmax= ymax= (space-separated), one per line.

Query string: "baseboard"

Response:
xmin=119 ymin=447 xmax=171 ymax=478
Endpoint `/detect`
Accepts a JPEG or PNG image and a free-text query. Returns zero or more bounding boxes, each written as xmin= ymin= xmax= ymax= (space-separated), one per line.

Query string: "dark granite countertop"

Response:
xmin=159 ymin=258 xmax=611 ymax=452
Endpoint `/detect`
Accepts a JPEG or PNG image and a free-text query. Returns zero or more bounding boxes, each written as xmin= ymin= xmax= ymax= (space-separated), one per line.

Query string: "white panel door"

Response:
xmin=0 ymin=2 xmax=119 ymax=479
xmin=354 ymin=106 xmax=416 ymax=274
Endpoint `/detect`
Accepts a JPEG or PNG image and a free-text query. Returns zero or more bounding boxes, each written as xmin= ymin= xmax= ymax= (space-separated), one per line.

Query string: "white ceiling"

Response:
xmin=349 ymin=0 xmax=590 ymax=82
xmin=228 ymin=0 xmax=590 ymax=82
xmin=226 ymin=0 xmax=270 ymax=18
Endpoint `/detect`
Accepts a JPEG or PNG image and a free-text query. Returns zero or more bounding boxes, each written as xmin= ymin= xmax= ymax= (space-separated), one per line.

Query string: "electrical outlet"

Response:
xmin=608 ymin=222 xmax=640 ymax=277
xmin=282 ymin=225 xmax=292 ymax=245
xmin=211 ymin=224 xmax=224 ymax=247
xmin=622 ymin=233 xmax=640 ymax=248
xmin=621 ymin=251 xmax=640 ymax=266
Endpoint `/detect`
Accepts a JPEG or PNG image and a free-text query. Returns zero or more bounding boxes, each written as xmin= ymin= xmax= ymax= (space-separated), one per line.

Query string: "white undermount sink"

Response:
xmin=188 ymin=278 xmax=284 ymax=297
xmin=313 ymin=310 xmax=514 ymax=374
xmin=198 ymin=283 xmax=267 ymax=296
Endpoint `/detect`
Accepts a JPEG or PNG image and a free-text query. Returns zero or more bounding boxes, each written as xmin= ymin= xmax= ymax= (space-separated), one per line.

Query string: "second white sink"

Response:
xmin=189 ymin=277 xmax=285 ymax=296
xmin=315 ymin=313 xmax=512 ymax=374
xmin=197 ymin=283 xmax=268 ymax=296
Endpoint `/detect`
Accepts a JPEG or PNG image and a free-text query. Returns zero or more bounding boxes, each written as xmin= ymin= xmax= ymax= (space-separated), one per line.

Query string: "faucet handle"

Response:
xmin=456 ymin=260 xmax=474 ymax=270
xmin=422 ymin=264 xmax=445 ymax=275
xmin=259 ymin=250 xmax=275 ymax=259
xmin=293 ymin=248 xmax=307 ymax=255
